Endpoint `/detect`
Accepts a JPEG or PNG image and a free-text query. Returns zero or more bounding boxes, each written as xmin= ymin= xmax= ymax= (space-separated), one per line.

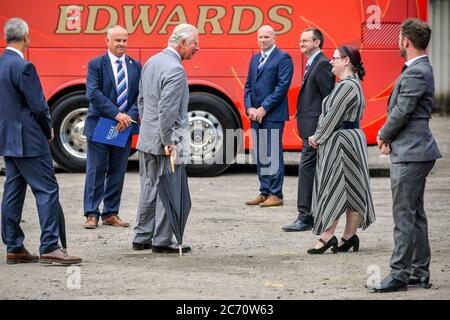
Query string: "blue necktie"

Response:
xmin=116 ymin=60 xmax=127 ymax=111
xmin=302 ymin=64 xmax=310 ymax=83
xmin=258 ymin=53 xmax=267 ymax=70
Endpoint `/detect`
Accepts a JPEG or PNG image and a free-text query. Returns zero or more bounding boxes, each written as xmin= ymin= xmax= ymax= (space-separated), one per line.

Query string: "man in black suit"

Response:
xmin=282 ymin=28 xmax=335 ymax=232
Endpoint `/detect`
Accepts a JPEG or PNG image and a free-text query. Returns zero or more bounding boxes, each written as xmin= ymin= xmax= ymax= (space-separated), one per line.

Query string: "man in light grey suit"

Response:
xmin=132 ymin=24 xmax=199 ymax=253
xmin=370 ymin=19 xmax=442 ymax=293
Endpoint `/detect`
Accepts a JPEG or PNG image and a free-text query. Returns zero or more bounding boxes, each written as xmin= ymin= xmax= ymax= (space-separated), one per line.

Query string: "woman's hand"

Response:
xmin=308 ymin=136 xmax=318 ymax=149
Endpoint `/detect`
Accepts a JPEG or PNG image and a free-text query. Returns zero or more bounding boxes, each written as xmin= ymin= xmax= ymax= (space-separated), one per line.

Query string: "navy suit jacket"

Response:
xmin=296 ymin=52 xmax=335 ymax=139
xmin=0 ymin=49 xmax=52 ymax=157
xmin=84 ymin=53 xmax=141 ymax=138
xmin=244 ymin=47 xmax=294 ymax=122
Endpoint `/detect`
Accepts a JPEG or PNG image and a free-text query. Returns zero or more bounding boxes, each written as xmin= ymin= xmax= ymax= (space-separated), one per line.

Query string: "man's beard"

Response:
xmin=400 ymin=45 xmax=407 ymax=58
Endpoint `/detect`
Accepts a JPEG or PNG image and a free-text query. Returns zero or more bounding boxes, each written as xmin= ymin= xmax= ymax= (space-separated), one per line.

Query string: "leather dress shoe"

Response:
xmin=40 ymin=248 xmax=82 ymax=265
xmin=132 ymin=242 xmax=152 ymax=250
xmin=152 ymin=243 xmax=191 ymax=253
xmin=245 ymin=194 xmax=268 ymax=205
xmin=369 ymin=274 xmax=407 ymax=293
xmin=6 ymin=247 xmax=39 ymax=264
xmin=282 ymin=218 xmax=312 ymax=232
xmin=259 ymin=195 xmax=283 ymax=207
xmin=408 ymin=276 xmax=432 ymax=289
xmin=83 ymin=214 xmax=98 ymax=229
xmin=102 ymin=214 xmax=130 ymax=227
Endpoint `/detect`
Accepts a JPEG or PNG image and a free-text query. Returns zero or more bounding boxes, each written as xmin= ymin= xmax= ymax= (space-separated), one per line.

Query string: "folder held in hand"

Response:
xmin=91 ymin=117 xmax=132 ymax=148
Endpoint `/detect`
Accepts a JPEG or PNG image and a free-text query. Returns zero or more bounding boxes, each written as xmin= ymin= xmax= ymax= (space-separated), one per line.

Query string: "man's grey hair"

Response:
xmin=168 ymin=24 xmax=198 ymax=46
xmin=4 ymin=18 xmax=29 ymax=43
xmin=106 ymin=25 xmax=128 ymax=40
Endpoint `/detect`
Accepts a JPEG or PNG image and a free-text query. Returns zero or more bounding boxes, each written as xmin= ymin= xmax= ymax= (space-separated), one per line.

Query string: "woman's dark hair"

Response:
xmin=337 ymin=45 xmax=365 ymax=80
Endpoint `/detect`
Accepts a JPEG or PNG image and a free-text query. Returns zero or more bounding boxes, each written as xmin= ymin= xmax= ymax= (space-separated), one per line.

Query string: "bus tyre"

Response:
xmin=187 ymin=92 xmax=240 ymax=177
xmin=50 ymin=91 xmax=88 ymax=172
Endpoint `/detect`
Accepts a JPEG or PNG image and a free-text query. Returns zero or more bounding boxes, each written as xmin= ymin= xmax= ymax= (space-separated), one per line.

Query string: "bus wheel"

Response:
xmin=187 ymin=92 xmax=240 ymax=177
xmin=50 ymin=91 xmax=88 ymax=172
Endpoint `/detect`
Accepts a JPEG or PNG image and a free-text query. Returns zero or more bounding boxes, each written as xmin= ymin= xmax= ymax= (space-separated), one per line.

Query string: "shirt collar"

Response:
xmin=405 ymin=54 xmax=427 ymax=67
xmin=108 ymin=50 xmax=126 ymax=64
xmin=6 ymin=47 xmax=24 ymax=59
xmin=166 ymin=46 xmax=182 ymax=61
xmin=261 ymin=44 xmax=276 ymax=58
xmin=307 ymin=50 xmax=321 ymax=67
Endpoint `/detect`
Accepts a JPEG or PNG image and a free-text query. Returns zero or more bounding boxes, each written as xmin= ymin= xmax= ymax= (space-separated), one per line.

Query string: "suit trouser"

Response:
xmin=389 ymin=160 xmax=435 ymax=283
xmin=1 ymin=155 xmax=61 ymax=255
xmin=297 ymin=138 xmax=317 ymax=222
xmin=83 ymin=137 xmax=131 ymax=218
xmin=251 ymin=120 xmax=285 ymax=198
xmin=133 ymin=151 xmax=173 ymax=246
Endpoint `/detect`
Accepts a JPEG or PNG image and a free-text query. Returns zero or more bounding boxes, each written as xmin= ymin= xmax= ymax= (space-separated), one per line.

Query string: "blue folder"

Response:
xmin=91 ymin=117 xmax=132 ymax=148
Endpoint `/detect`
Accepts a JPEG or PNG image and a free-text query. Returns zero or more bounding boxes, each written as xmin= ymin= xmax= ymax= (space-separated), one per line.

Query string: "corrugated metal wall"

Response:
xmin=429 ymin=0 xmax=450 ymax=114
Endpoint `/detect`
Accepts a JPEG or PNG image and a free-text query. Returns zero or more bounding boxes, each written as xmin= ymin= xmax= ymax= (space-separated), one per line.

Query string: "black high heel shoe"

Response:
xmin=307 ymin=236 xmax=338 ymax=254
xmin=337 ymin=235 xmax=359 ymax=252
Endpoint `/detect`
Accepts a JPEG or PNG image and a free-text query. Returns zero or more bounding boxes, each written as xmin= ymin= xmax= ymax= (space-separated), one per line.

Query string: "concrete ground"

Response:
xmin=0 ymin=116 xmax=449 ymax=300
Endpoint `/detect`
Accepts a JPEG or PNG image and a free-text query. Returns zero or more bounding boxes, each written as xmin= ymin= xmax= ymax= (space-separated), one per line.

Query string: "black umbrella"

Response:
xmin=56 ymin=202 xmax=67 ymax=249
xmin=157 ymin=154 xmax=191 ymax=257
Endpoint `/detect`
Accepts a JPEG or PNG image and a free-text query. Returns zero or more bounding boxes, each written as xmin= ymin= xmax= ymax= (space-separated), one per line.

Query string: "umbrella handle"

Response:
xmin=164 ymin=146 xmax=175 ymax=173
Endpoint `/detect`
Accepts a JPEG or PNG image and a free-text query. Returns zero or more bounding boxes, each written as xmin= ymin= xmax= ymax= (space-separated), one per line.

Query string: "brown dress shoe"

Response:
xmin=102 ymin=214 xmax=130 ymax=227
xmin=40 ymin=248 xmax=82 ymax=265
xmin=83 ymin=215 xmax=98 ymax=229
xmin=245 ymin=194 xmax=268 ymax=205
xmin=259 ymin=195 xmax=283 ymax=207
xmin=6 ymin=248 xmax=39 ymax=264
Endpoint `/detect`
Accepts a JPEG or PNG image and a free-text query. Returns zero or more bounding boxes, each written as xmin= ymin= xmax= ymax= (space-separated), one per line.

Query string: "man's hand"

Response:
xmin=377 ymin=135 xmax=391 ymax=155
xmin=247 ymin=107 xmax=258 ymax=121
xmin=380 ymin=143 xmax=391 ymax=155
xmin=308 ymin=136 xmax=318 ymax=149
xmin=115 ymin=112 xmax=132 ymax=132
xmin=164 ymin=144 xmax=177 ymax=161
xmin=255 ymin=107 xmax=267 ymax=123
xmin=48 ymin=128 xmax=54 ymax=144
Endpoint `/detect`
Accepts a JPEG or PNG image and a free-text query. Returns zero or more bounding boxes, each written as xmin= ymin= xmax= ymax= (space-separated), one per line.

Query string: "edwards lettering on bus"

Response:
xmin=55 ymin=4 xmax=293 ymax=35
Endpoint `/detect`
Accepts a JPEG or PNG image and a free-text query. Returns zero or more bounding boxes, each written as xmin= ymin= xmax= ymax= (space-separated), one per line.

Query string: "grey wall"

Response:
xmin=429 ymin=0 xmax=450 ymax=114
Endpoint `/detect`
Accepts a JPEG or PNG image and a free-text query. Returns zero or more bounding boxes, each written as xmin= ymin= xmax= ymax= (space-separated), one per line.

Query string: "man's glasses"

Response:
xmin=299 ymin=39 xmax=314 ymax=43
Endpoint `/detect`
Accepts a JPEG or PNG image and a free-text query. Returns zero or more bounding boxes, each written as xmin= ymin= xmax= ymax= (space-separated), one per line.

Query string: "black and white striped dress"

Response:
xmin=311 ymin=75 xmax=375 ymax=235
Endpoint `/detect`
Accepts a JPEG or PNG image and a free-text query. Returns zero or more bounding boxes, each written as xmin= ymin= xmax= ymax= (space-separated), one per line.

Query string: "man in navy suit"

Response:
xmin=0 ymin=18 xmax=81 ymax=265
xmin=244 ymin=25 xmax=294 ymax=207
xmin=282 ymin=28 xmax=335 ymax=231
xmin=83 ymin=25 xmax=141 ymax=229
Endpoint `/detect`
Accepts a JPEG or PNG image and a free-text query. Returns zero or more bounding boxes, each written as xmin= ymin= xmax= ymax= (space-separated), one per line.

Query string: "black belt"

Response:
xmin=335 ymin=121 xmax=360 ymax=131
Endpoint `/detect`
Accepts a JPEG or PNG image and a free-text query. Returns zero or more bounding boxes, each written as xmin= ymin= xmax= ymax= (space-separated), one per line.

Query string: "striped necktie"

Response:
xmin=116 ymin=60 xmax=127 ymax=111
xmin=258 ymin=52 xmax=267 ymax=70
xmin=302 ymin=64 xmax=310 ymax=83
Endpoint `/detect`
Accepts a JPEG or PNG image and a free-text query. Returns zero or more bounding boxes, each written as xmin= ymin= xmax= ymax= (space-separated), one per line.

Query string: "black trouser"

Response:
xmin=297 ymin=138 xmax=317 ymax=223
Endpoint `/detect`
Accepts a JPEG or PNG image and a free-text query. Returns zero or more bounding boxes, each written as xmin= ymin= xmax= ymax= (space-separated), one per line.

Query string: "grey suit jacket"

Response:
xmin=137 ymin=49 xmax=190 ymax=156
xmin=379 ymin=56 xmax=441 ymax=163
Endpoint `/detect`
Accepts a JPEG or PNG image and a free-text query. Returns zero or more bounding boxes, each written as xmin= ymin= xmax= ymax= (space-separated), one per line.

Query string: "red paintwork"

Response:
xmin=0 ymin=0 xmax=427 ymax=149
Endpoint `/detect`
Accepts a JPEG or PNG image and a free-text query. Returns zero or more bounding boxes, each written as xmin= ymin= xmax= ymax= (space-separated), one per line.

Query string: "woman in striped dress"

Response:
xmin=307 ymin=45 xmax=375 ymax=254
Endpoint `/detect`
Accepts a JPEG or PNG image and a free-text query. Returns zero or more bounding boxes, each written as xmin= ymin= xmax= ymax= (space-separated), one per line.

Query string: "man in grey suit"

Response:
xmin=132 ymin=24 xmax=199 ymax=253
xmin=282 ymin=28 xmax=335 ymax=231
xmin=370 ymin=18 xmax=442 ymax=293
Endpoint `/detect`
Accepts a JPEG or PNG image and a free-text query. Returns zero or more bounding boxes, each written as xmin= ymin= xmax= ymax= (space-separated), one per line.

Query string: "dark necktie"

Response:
xmin=401 ymin=64 xmax=408 ymax=73
xmin=302 ymin=64 xmax=310 ymax=83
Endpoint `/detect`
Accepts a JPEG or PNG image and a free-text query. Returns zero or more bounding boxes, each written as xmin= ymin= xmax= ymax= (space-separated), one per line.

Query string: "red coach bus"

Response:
xmin=0 ymin=0 xmax=427 ymax=176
